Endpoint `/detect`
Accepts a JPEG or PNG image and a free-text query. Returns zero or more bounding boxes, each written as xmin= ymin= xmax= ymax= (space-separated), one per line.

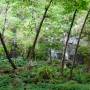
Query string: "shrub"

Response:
xmin=78 ymin=46 xmax=90 ymax=69
xmin=74 ymin=72 xmax=90 ymax=84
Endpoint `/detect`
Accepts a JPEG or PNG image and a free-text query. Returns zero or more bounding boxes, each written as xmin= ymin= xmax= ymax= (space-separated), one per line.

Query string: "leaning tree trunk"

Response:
xmin=61 ymin=9 xmax=77 ymax=76
xmin=0 ymin=2 xmax=16 ymax=69
xmin=26 ymin=0 xmax=53 ymax=67
xmin=0 ymin=33 xmax=17 ymax=69
xmin=69 ymin=9 xmax=90 ymax=79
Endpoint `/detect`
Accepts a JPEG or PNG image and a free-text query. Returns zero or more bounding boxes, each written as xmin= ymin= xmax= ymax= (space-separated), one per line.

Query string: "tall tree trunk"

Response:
xmin=61 ymin=9 xmax=77 ymax=76
xmin=27 ymin=0 xmax=52 ymax=61
xmin=0 ymin=33 xmax=17 ymax=69
xmin=0 ymin=2 xmax=16 ymax=69
xmin=69 ymin=9 xmax=90 ymax=79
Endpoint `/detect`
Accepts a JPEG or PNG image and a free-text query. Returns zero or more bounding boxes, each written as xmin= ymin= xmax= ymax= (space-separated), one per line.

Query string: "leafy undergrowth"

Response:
xmin=0 ymin=80 xmax=90 ymax=90
xmin=0 ymin=58 xmax=90 ymax=90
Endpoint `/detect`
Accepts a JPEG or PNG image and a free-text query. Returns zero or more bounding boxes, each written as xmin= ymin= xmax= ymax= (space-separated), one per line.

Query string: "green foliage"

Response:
xmin=61 ymin=0 xmax=89 ymax=13
xmin=78 ymin=46 xmax=90 ymax=57
xmin=27 ymin=83 xmax=90 ymax=90
xmin=0 ymin=59 xmax=12 ymax=69
xmin=14 ymin=57 xmax=27 ymax=67
xmin=78 ymin=46 xmax=90 ymax=68
xmin=36 ymin=43 xmax=48 ymax=60
xmin=0 ymin=46 xmax=4 ymax=56
xmin=0 ymin=75 xmax=12 ymax=88
xmin=0 ymin=59 xmax=90 ymax=90
xmin=0 ymin=0 xmax=90 ymax=90
xmin=74 ymin=72 xmax=90 ymax=84
xmin=37 ymin=66 xmax=54 ymax=80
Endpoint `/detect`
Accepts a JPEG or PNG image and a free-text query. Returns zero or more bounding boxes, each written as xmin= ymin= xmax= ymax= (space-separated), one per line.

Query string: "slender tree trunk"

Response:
xmin=0 ymin=33 xmax=17 ymax=69
xmin=27 ymin=0 xmax=53 ymax=61
xmin=61 ymin=9 xmax=77 ymax=76
xmin=31 ymin=8 xmax=37 ymax=31
xmin=48 ymin=48 xmax=52 ymax=63
xmin=50 ymin=48 xmax=52 ymax=62
xmin=11 ymin=28 xmax=17 ymax=58
xmin=2 ymin=3 xmax=9 ymax=35
xmin=0 ymin=2 xmax=16 ymax=69
xmin=69 ymin=9 xmax=90 ymax=79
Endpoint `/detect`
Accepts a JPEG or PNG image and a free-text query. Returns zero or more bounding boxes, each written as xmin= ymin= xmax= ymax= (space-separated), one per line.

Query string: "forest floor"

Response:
xmin=0 ymin=57 xmax=90 ymax=90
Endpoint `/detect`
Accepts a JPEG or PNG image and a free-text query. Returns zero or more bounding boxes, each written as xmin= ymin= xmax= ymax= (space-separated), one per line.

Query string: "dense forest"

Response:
xmin=0 ymin=0 xmax=90 ymax=90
